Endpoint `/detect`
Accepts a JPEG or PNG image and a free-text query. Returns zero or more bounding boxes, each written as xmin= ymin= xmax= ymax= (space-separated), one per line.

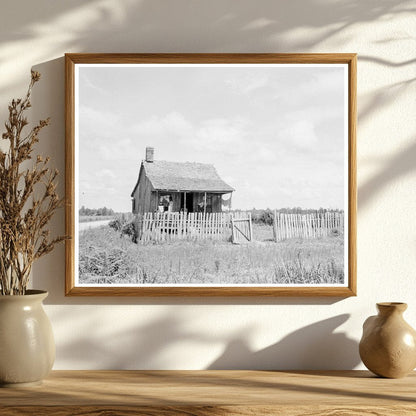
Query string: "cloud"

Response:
xmin=225 ymin=72 xmax=269 ymax=95
xmin=280 ymin=118 xmax=318 ymax=151
xmin=96 ymin=137 xmax=132 ymax=161
xmin=79 ymin=105 xmax=119 ymax=141
xmin=133 ymin=111 xmax=193 ymax=140
xmin=79 ymin=72 xmax=110 ymax=97
xmin=190 ymin=117 xmax=250 ymax=153
xmin=96 ymin=169 xmax=116 ymax=179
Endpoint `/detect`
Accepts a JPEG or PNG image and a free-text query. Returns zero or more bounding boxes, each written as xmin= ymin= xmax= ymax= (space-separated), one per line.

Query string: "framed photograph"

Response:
xmin=65 ymin=53 xmax=356 ymax=296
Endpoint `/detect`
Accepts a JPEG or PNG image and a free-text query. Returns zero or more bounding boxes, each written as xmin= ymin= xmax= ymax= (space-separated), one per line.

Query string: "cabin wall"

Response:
xmin=150 ymin=190 xmax=158 ymax=212
xmin=133 ymin=169 xmax=155 ymax=214
xmin=172 ymin=193 xmax=181 ymax=212
xmin=211 ymin=194 xmax=222 ymax=213
xmin=132 ymin=184 xmax=140 ymax=214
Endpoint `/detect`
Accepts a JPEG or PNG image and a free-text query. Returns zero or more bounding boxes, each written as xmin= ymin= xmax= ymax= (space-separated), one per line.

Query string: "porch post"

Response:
xmin=155 ymin=190 xmax=159 ymax=213
xmin=204 ymin=192 xmax=207 ymax=215
xmin=184 ymin=191 xmax=187 ymax=213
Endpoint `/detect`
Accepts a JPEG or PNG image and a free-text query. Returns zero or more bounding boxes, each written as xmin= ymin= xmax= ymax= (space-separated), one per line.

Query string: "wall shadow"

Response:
xmin=358 ymin=138 xmax=416 ymax=210
xmin=359 ymin=56 xmax=416 ymax=68
xmin=207 ymin=314 xmax=360 ymax=370
xmin=358 ymin=78 xmax=416 ymax=127
xmin=54 ymin=310 xmax=216 ymax=369
xmin=53 ymin=310 xmax=359 ymax=370
xmin=1 ymin=0 xmax=414 ymax=97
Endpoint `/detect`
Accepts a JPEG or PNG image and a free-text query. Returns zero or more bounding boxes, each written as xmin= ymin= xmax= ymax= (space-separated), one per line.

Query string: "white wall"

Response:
xmin=1 ymin=0 xmax=415 ymax=370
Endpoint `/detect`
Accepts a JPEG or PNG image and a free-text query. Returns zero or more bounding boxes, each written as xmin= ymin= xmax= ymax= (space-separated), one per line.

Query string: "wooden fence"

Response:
xmin=135 ymin=212 xmax=251 ymax=244
xmin=231 ymin=213 xmax=253 ymax=244
xmin=133 ymin=211 xmax=343 ymax=244
xmin=273 ymin=211 xmax=344 ymax=241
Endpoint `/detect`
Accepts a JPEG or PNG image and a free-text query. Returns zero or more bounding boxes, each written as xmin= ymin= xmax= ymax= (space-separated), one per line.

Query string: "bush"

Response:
xmin=109 ymin=213 xmax=137 ymax=242
xmin=79 ymin=246 xmax=129 ymax=279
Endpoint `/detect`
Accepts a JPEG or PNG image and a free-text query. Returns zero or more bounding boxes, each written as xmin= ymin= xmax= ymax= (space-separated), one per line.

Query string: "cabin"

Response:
xmin=131 ymin=147 xmax=234 ymax=215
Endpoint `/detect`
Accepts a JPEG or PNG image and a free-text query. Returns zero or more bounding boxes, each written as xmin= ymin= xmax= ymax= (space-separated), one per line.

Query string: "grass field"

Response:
xmin=78 ymin=223 xmax=344 ymax=285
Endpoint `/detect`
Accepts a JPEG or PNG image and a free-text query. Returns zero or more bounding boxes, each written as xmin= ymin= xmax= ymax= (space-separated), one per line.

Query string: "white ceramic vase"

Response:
xmin=0 ymin=290 xmax=55 ymax=387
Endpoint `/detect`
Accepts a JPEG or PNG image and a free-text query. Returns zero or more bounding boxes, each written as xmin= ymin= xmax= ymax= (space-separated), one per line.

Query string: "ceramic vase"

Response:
xmin=0 ymin=290 xmax=55 ymax=387
xmin=359 ymin=302 xmax=416 ymax=378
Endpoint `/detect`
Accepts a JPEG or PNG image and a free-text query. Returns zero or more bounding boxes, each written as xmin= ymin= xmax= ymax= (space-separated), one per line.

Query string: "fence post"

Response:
xmin=248 ymin=212 xmax=253 ymax=242
xmin=273 ymin=210 xmax=277 ymax=242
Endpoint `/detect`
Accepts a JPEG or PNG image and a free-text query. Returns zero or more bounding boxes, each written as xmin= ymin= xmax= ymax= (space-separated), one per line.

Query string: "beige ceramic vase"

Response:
xmin=0 ymin=290 xmax=55 ymax=387
xmin=359 ymin=302 xmax=416 ymax=378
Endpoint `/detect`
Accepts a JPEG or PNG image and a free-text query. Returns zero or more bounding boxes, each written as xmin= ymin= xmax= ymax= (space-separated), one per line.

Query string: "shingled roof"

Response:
xmin=132 ymin=160 xmax=234 ymax=195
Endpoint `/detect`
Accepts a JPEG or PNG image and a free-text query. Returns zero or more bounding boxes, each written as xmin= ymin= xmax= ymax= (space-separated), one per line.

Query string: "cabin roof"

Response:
xmin=131 ymin=160 xmax=234 ymax=195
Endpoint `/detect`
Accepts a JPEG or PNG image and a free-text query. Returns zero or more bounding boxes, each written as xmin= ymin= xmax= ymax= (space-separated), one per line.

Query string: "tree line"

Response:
xmin=79 ymin=206 xmax=115 ymax=216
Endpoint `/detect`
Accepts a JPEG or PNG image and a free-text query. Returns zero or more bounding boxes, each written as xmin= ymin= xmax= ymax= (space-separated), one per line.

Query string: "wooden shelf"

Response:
xmin=1 ymin=370 xmax=415 ymax=415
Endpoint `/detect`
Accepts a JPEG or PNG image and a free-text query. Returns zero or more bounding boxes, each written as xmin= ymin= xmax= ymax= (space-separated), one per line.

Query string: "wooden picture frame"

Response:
xmin=65 ymin=53 xmax=356 ymax=296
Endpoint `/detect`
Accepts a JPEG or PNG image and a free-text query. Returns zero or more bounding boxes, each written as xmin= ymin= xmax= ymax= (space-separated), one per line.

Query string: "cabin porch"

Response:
xmin=156 ymin=191 xmax=232 ymax=214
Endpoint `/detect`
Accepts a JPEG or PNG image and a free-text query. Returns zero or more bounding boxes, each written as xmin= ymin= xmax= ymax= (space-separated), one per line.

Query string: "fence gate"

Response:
xmin=231 ymin=213 xmax=252 ymax=243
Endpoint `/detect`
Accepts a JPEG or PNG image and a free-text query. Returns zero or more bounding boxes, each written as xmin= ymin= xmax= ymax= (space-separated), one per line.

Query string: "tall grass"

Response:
xmin=79 ymin=224 xmax=344 ymax=285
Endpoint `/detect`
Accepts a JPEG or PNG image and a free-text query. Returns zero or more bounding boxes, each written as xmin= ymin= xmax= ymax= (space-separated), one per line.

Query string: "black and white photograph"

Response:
xmin=66 ymin=54 xmax=356 ymax=295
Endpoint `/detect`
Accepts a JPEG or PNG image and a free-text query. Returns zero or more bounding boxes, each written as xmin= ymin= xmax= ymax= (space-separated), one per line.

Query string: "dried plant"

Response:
xmin=0 ymin=71 xmax=65 ymax=295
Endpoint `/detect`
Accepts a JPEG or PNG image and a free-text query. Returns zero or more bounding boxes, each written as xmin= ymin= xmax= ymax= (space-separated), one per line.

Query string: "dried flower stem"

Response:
xmin=0 ymin=71 xmax=65 ymax=295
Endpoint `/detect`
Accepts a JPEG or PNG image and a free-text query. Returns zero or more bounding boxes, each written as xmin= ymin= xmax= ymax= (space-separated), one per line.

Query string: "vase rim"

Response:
xmin=0 ymin=290 xmax=48 ymax=301
xmin=377 ymin=302 xmax=407 ymax=312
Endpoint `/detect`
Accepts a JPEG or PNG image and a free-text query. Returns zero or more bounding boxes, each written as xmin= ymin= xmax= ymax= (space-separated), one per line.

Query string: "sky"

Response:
xmin=77 ymin=63 xmax=347 ymax=213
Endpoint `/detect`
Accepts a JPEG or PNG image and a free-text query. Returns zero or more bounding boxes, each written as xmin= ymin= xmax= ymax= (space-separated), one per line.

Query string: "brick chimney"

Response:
xmin=145 ymin=147 xmax=154 ymax=163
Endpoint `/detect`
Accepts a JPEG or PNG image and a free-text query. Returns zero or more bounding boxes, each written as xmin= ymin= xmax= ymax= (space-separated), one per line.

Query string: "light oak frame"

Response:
xmin=65 ymin=53 xmax=357 ymax=297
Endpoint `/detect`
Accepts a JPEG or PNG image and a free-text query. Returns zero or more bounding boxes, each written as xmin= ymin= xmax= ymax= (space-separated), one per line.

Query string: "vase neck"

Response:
xmin=377 ymin=302 xmax=407 ymax=316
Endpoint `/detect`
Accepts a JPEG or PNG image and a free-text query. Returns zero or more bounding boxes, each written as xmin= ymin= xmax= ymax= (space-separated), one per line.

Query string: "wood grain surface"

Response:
xmin=1 ymin=370 xmax=415 ymax=415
